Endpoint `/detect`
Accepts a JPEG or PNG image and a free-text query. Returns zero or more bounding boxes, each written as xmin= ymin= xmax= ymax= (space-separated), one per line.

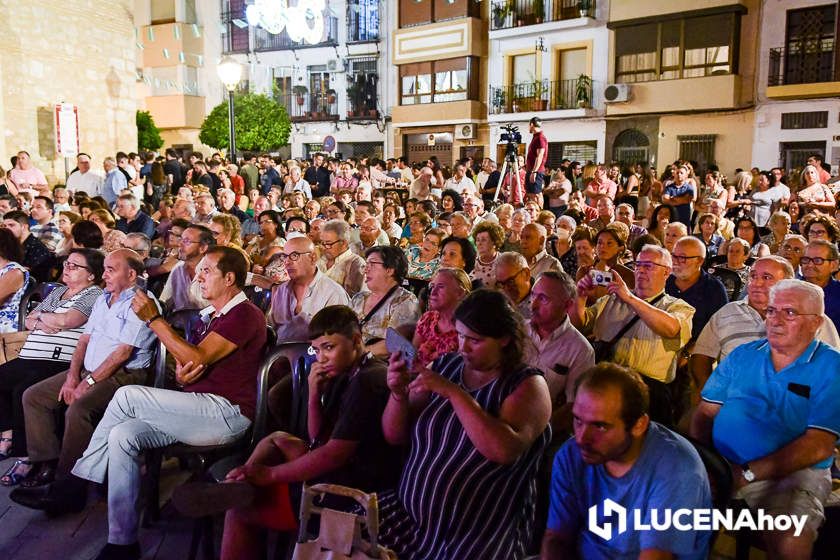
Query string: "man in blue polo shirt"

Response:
xmin=662 ymin=164 xmax=695 ymax=227
xmin=691 ymin=279 xmax=840 ymax=559
xmin=542 ymin=363 xmax=712 ymax=559
xmin=666 ymin=236 xmax=728 ymax=340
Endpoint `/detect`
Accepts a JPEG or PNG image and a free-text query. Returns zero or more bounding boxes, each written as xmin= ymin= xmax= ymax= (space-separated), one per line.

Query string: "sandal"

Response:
xmin=20 ymin=463 xmax=56 ymax=488
xmin=0 ymin=437 xmax=12 ymax=460
xmin=1 ymin=459 xmax=33 ymax=487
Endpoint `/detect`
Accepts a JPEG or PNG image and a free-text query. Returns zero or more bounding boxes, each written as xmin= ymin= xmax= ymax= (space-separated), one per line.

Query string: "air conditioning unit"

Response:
xmin=455 ymin=123 xmax=476 ymax=140
xmin=604 ymin=83 xmax=631 ymax=103
xmin=326 ymin=59 xmax=346 ymax=73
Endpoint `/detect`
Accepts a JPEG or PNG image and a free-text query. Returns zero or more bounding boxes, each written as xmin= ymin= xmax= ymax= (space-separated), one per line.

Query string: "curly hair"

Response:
xmin=802 ymin=214 xmax=840 ymax=243
xmin=471 ymin=221 xmax=506 ymax=249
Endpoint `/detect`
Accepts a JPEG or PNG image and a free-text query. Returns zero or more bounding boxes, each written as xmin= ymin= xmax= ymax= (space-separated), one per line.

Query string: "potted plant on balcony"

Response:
xmin=293 ymin=85 xmax=308 ymax=106
xmin=575 ymin=74 xmax=592 ymax=108
xmin=326 ymin=88 xmax=337 ymax=104
xmin=533 ymin=0 xmax=545 ymax=24
xmin=492 ymin=1 xmax=511 ymax=29
xmin=531 ymin=78 xmax=549 ymax=111
xmin=577 ymin=0 xmax=592 ymax=18
xmin=491 ymin=88 xmax=506 ymax=114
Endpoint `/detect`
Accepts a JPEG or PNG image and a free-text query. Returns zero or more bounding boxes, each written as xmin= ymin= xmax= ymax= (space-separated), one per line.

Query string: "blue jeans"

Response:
xmin=72 ymin=385 xmax=251 ymax=545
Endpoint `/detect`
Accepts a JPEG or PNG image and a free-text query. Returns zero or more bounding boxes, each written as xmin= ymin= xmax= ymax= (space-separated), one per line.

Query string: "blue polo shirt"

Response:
xmin=702 ymin=339 xmax=840 ymax=468
xmin=663 ymin=182 xmax=694 ymax=226
xmin=666 ymin=270 xmax=729 ymax=339
xmin=823 ymin=279 xmax=840 ymax=333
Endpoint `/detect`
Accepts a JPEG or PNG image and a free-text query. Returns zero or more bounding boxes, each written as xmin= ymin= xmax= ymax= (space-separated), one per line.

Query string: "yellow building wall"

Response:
xmin=606 ymin=75 xmax=742 ymax=116
xmin=657 ymin=111 xmax=756 ymax=177
xmin=0 ymin=0 xmax=138 ymax=184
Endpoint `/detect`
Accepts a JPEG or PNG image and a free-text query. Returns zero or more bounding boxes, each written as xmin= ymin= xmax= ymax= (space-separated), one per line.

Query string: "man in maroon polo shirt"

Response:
xmin=526 ymin=116 xmax=548 ymax=197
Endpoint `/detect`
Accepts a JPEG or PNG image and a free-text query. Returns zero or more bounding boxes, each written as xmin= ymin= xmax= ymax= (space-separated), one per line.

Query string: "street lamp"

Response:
xmin=217 ymin=56 xmax=243 ymax=160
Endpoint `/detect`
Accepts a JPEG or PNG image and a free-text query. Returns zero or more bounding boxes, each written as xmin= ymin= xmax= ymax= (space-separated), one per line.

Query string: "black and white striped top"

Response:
xmin=18 ymin=285 xmax=102 ymax=362
xmin=377 ymin=353 xmax=550 ymax=560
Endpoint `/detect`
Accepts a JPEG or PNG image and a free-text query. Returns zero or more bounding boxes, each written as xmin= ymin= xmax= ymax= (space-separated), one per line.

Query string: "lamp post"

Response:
xmin=217 ymin=56 xmax=243 ymax=161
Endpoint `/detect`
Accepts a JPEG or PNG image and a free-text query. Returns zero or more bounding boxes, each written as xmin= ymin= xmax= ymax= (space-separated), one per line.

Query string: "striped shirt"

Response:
xmin=19 ymin=285 xmax=102 ymax=362
xmin=377 ymin=353 xmax=550 ymax=560
xmin=693 ymin=298 xmax=840 ymax=362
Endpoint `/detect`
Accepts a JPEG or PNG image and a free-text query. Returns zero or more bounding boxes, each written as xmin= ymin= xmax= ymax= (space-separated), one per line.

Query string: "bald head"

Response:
xmin=283 ymin=235 xmax=317 ymax=282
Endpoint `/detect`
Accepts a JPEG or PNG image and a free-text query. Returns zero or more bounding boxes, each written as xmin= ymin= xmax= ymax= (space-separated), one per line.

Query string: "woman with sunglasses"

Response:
xmin=0 ymin=248 xmax=104 ymax=486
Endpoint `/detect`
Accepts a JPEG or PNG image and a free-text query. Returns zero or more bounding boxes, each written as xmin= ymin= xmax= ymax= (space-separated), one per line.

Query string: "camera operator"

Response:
xmin=526 ymin=116 xmax=548 ymax=200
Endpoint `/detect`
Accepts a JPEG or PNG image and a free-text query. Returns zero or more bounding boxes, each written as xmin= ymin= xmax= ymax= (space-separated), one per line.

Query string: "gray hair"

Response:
xmin=783 ymin=233 xmax=807 ymax=245
xmin=617 ymin=203 xmax=635 ymax=216
xmin=451 ymin=211 xmax=473 ymax=228
xmin=753 ymin=255 xmax=794 ymax=279
xmin=769 ymin=211 xmax=791 ymax=226
xmin=556 ymin=215 xmax=577 ymax=230
xmin=512 ymin=208 xmax=532 ymax=224
xmin=666 ymin=222 xmax=688 ymax=237
xmin=497 ymin=251 xmax=529 ymax=271
xmin=728 ymin=237 xmax=751 ymax=254
xmin=639 ymin=244 xmax=672 ymax=267
xmin=537 ymin=270 xmax=577 ymax=301
xmin=675 ymin=235 xmax=707 ymax=259
xmin=217 ymin=188 xmax=235 ymax=199
xmin=770 ymin=279 xmax=825 ymax=315
xmin=118 ymin=193 xmax=140 ymax=208
xmin=125 ymin=232 xmax=151 ymax=254
xmin=807 ymin=239 xmax=840 ymax=261
xmin=322 ymin=218 xmax=352 ymax=242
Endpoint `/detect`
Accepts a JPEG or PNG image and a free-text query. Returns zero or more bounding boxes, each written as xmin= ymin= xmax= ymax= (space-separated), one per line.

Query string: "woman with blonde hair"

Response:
xmin=88 ymin=208 xmax=125 ymax=253
xmin=412 ymin=267 xmax=472 ymax=367
xmin=210 ymin=213 xmax=243 ymax=247
xmin=797 ymin=164 xmax=835 ymax=214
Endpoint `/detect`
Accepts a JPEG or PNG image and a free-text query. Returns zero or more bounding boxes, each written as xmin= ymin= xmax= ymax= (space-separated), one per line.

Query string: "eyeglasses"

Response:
xmin=808 ymin=229 xmax=828 ymax=237
xmin=780 ymin=244 xmax=803 ymax=253
xmin=63 ymin=261 xmax=90 ymax=271
xmin=180 ymin=238 xmax=200 ymax=245
xmin=800 ymin=256 xmax=837 ymax=266
xmin=366 ymin=260 xmax=387 ymax=268
xmin=634 ymin=260 xmax=669 ymax=271
xmin=277 ymin=251 xmax=312 ymax=262
xmin=497 ymin=269 xmax=525 ymax=289
xmin=671 ymin=255 xmax=702 ymax=264
xmin=321 ymin=239 xmax=343 ymax=248
xmin=765 ymin=307 xmax=818 ymax=321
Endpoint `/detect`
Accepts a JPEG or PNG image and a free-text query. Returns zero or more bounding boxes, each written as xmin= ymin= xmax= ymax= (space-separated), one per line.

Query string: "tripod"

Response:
xmin=493 ymin=142 xmax=522 ymax=208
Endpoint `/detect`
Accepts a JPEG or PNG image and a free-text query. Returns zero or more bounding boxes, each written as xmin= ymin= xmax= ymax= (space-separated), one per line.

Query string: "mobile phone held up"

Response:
xmin=386 ymin=327 xmax=416 ymax=371
xmin=589 ymin=269 xmax=613 ymax=287
xmin=134 ymin=276 xmax=148 ymax=293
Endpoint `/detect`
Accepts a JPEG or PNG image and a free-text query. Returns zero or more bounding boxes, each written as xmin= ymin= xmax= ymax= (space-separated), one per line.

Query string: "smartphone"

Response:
xmin=589 ymin=269 xmax=613 ymax=287
xmin=386 ymin=327 xmax=416 ymax=371
xmin=134 ymin=276 xmax=148 ymax=293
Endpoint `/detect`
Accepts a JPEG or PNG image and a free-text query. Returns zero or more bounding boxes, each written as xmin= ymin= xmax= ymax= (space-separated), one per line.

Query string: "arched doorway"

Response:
xmin=612 ymin=129 xmax=650 ymax=167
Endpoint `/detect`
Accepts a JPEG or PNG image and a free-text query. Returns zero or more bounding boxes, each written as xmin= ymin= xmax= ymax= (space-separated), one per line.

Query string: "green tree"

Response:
xmin=199 ymin=93 xmax=291 ymax=153
xmin=136 ymin=110 xmax=164 ymax=152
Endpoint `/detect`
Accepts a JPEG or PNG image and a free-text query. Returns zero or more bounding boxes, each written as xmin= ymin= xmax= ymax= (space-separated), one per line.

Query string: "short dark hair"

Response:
xmin=186 ymin=224 xmax=217 ymax=247
xmin=0 ymin=195 xmax=18 ymax=209
xmin=365 ymin=245 xmax=409 ymax=284
xmin=170 ymin=218 xmax=191 ymax=231
xmin=34 ymin=196 xmax=54 ymax=212
xmin=205 ymin=245 xmax=248 ymax=289
xmin=285 ymin=216 xmax=310 ymax=233
xmin=3 ymin=210 xmax=29 ymax=227
xmin=355 ymin=200 xmax=375 ymax=213
xmin=68 ymin=248 xmax=105 ymax=283
xmin=454 ymin=289 xmax=526 ymax=371
xmin=418 ymin=200 xmax=437 ymax=218
xmin=259 ymin=210 xmax=281 ymax=229
xmin=71 ymin=220 xmax=104 ymax=248
xmin=441 ymin=236 xmax=477 ymax=273
xmin=308 ymin=305 xmax=362 ymax=341
xmin=574 ymin=363 xmax=650 ymax=430
xmin=0 ymin=228 xmax=23 ymax=263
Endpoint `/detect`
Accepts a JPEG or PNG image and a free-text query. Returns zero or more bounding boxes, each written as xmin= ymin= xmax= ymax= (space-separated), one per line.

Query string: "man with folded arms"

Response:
xmin=691 ymin=279 xmax=840 ymax=559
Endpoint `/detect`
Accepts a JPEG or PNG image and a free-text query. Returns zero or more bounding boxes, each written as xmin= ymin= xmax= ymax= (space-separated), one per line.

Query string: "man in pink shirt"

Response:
xmin=9 ymin=151 xmax=48 ymax=195
xmin=584 ymin=165 xmax=617 ymax=205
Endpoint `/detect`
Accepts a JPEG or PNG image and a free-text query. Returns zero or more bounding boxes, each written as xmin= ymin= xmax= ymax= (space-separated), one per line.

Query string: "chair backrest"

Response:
xmin=686 ymin=436 xmax=733 ymax=510
xmin=152 ymin=339 xmax=168 ymax=389
xmin=244 ymin=285 xmax=272 ymax=313
xmin=253 ymin=340 xmax=312 ymax=447
xmin=17 ymin=277 xmax=40 ymax=331
xmin=165 ymin=308 xmax=203 ymax=343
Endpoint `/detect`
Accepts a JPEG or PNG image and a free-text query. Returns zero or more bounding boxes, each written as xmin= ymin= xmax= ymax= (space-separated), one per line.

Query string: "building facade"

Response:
xmin=604 ymin=0 xmax=760 ymax=177
xmin=220 ymin=0 xmax=390 ymax=160
xmin=390 ymin=0 xmax=489 ymax=167
xmin=486 ymin=0 xmax=609 ymax=170
xmin=0 ymin=0 xmax=138 ymax=183
xmin=752 ymin=0 xmax=840 ymax=173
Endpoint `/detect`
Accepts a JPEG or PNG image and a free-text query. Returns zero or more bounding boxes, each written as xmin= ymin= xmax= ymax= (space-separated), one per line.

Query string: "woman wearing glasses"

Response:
xmin=244 ymin=210 xmax=284 ymax=272
xmin=0 ymin=248 xmax=104 ymax=486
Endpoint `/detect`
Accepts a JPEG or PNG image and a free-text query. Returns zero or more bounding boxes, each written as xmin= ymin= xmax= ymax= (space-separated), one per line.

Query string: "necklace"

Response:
xmin=477 ymin=254 xmax=496 ymax=266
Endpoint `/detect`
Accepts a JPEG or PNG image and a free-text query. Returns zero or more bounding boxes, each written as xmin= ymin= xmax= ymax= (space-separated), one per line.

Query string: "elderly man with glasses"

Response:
xmin=268 ymin=236 xmax=350 ymax=343
xmin=691 ymin=279 xmax=840 ymax=560
xmin=317 ymin=219 xmax=366 ymax=297
xmin=571 ymin=244 xmax=695 ymax=425
xmin=801 ymin=239 xmax=840 ymax=332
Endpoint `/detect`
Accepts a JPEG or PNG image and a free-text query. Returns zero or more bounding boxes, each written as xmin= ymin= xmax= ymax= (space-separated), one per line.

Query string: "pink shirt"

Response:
xmin=9 ymin=166 xmax=47 ymax=187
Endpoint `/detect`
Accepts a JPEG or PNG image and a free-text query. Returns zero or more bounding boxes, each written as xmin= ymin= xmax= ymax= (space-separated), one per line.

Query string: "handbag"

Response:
xmin=591 ymin=294 xmax=665 ymax=363
xmin=0 ymin=330 xmax=30 ymax=365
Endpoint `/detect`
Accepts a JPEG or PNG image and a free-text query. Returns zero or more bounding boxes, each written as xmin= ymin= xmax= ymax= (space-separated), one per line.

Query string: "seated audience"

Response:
xmin=496 ymin=251 xmax=533 ymax=318
xmin=3 ymin=210 xmax=52 ymax=282
xmin=413 ymin=268 xmax=472 ymax=368
xmin=470 ymin=221 xmax=505 ymax=289
xmin=0 ymin=228 xmax=29 ymax=332
xmin=801 ymin=240 xmax=840 ymax=332
xmin=160 ymin=225 xmax=215 ymax=314
xmin=317 ymin=219 xmax=366 ymax=297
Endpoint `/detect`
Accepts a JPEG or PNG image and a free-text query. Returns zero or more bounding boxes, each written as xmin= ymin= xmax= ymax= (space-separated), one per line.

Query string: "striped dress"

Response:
xmin=377 ymin=353 xmax=551 ymax=560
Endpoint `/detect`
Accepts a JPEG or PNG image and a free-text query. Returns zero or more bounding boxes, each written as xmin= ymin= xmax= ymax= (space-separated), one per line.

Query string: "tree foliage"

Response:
xmin=136 ymin=110 xmax=164 ymax=152
xmin=199 ymin=93 xmax=291 ymax=153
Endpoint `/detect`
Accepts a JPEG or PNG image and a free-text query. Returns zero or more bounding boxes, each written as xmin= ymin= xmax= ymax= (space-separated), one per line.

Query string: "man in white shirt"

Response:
xmin=66 ymin=153 xmax=103 ymax=197
xmin=443 ymin=162 xmax=477 ymax=197
xmin=283 ymin=166 xmax=312 ymax=199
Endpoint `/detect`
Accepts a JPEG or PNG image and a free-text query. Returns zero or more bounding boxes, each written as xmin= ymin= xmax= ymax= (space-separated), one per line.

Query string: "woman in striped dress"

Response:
xmin=380 ymin=289 xmax=552 ymax=559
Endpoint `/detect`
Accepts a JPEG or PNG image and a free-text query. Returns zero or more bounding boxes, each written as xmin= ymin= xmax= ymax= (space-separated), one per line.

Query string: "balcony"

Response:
xmin=489 ymin=78 xmax=593 ymax=115
xmin=253 ymin=16 xmax=339 ymax=51
xmin=277 ymin=92 xmax=340 ymax=122
xmin=347 ymin=0 xmax=380 ymax=43
xmin=490 ymin=0 xmax=593 ymax=31
xmin=766 ymin=42 xmax=840 ymax=99
xmin=347 ymin=78 xmax=379 ymax=120
xmin=221 ymin=9 xmax=249 ymax=54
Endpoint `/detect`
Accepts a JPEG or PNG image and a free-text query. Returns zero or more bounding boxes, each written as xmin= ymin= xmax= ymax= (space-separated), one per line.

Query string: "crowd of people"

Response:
xmin=0 ymin=129 xmax=838 ymax=560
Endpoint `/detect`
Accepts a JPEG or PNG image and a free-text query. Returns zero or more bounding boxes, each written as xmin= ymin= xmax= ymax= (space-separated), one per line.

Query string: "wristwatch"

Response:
xmin=84 ymin=374 xmax=96 ymax=386
xmin=742 ymin=463 xmax=756 ymax=483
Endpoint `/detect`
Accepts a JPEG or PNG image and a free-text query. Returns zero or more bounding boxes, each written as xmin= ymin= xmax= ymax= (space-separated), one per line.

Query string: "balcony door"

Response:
xmin=784 ymin=4 xmax=837 ymax=85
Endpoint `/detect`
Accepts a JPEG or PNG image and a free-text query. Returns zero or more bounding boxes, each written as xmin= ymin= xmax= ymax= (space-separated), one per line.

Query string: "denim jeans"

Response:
xmin=71 ymin=385 xmax=251 ymax=545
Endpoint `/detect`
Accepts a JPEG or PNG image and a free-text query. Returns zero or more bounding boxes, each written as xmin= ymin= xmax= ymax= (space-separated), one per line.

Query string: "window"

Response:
xmin=511 ymin=53 xmax=536 ymax=86
xmin=399 ymin=0 xmax=480 ymax=28
xmin=548 ymin=141 xmax=598 ymax=166
xmin=400 ymin=57 xmax=477 ymax=105
xmin=678 ymin=135 xmax=716 ymax=172
xmin=348 ymin=0 xmax=380 ymax=42
xmin=222 ymin=0 xmax=249 ymax=53
xmin=781 ymin=111 xmax=829 ymax=129
xmin=614 ymin=11 xmax=740 ymax=83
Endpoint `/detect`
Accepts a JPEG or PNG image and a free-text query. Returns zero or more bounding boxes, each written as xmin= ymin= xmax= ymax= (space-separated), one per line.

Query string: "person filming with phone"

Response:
xmin=570 ymin=244 xmax=695 ymax=425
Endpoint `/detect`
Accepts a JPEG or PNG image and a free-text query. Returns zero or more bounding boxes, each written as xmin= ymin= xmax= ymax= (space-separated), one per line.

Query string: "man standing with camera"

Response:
xmin=526 ymin=117 xmax=548 ymax=200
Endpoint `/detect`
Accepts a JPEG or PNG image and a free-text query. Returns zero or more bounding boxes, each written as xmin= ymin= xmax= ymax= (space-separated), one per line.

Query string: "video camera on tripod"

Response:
xmin=500 ymin=123 xmax=522 ymax=153
xmin=492 ymin=123 xmax=524 ymax=207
